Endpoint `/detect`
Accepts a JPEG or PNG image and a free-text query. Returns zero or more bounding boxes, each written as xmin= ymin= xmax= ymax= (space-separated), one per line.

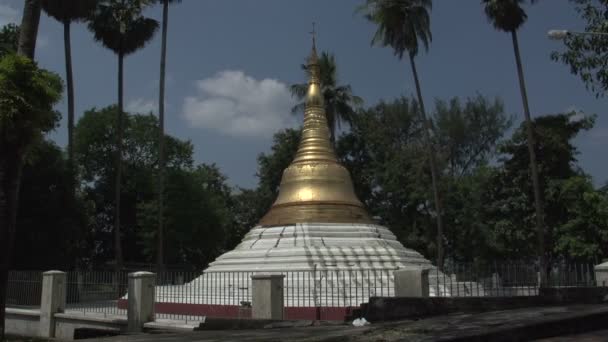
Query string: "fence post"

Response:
xmin=127 ymin=271 xmax=156 ymax=332
xmin=394 ymin=268 xmax=429 ymax=297
xmin=251 ymin=274 xmax=284 ymax=320
xmin=39 ymin=270 xmax=66 ymax=338
xmin=594 ymin=261 xmax=608 ymax=287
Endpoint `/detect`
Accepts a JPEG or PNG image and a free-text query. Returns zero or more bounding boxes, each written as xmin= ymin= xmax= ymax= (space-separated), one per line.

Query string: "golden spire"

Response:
xmin=258 ymin=30 xmax=372 ymax=226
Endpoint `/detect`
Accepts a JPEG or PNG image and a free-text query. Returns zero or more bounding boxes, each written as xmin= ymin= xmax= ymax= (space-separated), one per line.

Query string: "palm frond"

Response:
xmin=41 ymin=0 xmax=97 ymax=23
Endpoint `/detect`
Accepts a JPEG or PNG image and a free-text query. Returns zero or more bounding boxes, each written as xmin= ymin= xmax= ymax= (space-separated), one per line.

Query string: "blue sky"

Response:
xmin=1 ymin=0 xmax=606 ymax=189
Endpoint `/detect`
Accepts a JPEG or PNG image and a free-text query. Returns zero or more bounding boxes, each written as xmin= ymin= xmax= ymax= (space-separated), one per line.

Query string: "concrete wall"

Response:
xmin=363 ymin=287 xmax=608 ymax=322
xmin=4 ymin=309 xmax=127 ymax=341
xmin=5 ymin=309 xmax=40 ymax=338
xmin=54 ymin=313 xmax=127 ymax=340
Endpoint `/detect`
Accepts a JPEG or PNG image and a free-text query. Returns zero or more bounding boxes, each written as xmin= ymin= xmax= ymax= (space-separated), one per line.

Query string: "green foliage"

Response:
xmin=434 ymin=95 xmax=512 ymax=177
xmin=0 ymin=24 xmax=19 ymax=58
xmin=359 ymin=0 xmax=432 ymax=58
xmin=485 ymin=112 xmax=602 ymax=262
xmin=137 ymin=165 xmax=233 ymax=269
xmin=482 ymin=0 xmax=536 ymax=33
xmin=14 ymin=140 xmax=91 ymax=269
xmin=549 ymin=175 xmax=608 ymax=260
xmin=0 ymin=54 xmax=63 ymax=151
xmin=290 ymin=52 xmax=362 ymax=141
xmin=88 ymin=0 xmax=159 ymax=56
xmin=551 ymin=0 xmax=608 ymax=97
xmin=337 ymin=95 xmax=511 ymax=260
xmin=74 ymin=106 xmax=195 ymax=264
xmin=41 ymin=0 xmax=97 ymax=23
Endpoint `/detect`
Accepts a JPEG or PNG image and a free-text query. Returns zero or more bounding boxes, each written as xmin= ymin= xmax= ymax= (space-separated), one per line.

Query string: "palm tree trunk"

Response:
xmin=114 ymin=52 xmax=125 ymax=272
xmin=17 ymin=0 xmax=41 ymax=59
xmin=157 ymin=0 xmax=169 ymax=272
xmin=64 ymin=21 xmax=76 ymax=196
xmin=409 ymin=54 xmax=445 ymax=270
xmin=511 ymin=30 xmax=547 ymax=286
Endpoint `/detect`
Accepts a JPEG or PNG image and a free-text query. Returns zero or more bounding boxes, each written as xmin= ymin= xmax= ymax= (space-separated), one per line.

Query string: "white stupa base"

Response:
xmin=155 ymin=223 xmax=441 ymax=306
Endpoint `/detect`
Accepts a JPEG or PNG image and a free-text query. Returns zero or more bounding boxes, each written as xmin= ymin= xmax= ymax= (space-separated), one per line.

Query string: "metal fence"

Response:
xmin=153 ymin=269 xmax=395 ymax=321
xmin=6 ymin=271 xmax=43 ymax=307
xmin=6 ymin=263 xmax=602 ymax=321
xmin=64 ymin=271 xmax=128 ymax=317
xmin=431 ymin=262 xmax=598 ymax=297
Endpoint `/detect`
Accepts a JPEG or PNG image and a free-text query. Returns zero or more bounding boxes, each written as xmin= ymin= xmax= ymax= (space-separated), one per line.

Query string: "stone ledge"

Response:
xmin=6 ymin=308 xmax=41 ymax=317
xmin=55 ymin=312 xmax=128 ymax=325
xmin=144 ymin=319 xmax=203 ymax=332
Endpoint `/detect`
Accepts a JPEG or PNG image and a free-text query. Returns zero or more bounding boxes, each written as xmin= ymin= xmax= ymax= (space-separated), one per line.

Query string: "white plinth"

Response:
xmin=155 ymin=223 xmax=435 ymax=306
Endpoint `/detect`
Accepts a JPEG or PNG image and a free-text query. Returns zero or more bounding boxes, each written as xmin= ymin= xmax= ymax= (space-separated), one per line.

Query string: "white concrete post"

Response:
xmin=251 ymin=274 xmax=285 ymax=320
xmin=594 ymin=262 xmax=608 ymax=287
xmin=394 ymin=268 xmax=430 ymax=297
xmin=127 ymin=271 xmax=156 ymax=332
xmin=39 ymin=270 xmax=66 ymax=338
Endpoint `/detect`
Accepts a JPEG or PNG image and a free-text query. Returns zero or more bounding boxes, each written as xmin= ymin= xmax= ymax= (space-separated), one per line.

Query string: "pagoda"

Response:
xmin=202 ymin=38 xmax=431 ymax=275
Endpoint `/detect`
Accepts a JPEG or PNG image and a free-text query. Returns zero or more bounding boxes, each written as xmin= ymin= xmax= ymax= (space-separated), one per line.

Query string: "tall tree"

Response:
xmin=482 ymin=0 xmax=547 ymax=284
xmin=157 ymin=0 xmax=181 ymax=271
xmin=550 ymin=0 xmax=608 ymax=98
xmin=75 ymin=106 xmax=193 ymax=266
xmin=88 ymin=0 xmax=158 ymax=270
xmin=0 ymin=24 xmax=20 ymax=58
xmin=359 ymin=0 xmax=447 ymax=269
xmin=0 ymin=54 xmax=63 ymax=341
xmin=290 ymin=51 xmax=363 ymax=142
xmin=41 ymin=0 xmax=97 ymax=195
xmin=17 ymin=0 xmax=42 ymax=59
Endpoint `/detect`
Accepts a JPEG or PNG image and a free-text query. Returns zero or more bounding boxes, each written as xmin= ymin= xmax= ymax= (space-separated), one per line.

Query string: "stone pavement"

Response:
xmin=89 ymin=304 xmax=608 ymax=342
xmin=534 ymin=329 xmax=608 ymax=341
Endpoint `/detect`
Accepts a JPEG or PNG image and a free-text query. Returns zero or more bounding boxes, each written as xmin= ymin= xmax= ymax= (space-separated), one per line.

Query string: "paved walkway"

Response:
xmin=535 ymin=329 xmax=608 ymax=341
xmin=89 ymin=304 xmax=608 ymax=342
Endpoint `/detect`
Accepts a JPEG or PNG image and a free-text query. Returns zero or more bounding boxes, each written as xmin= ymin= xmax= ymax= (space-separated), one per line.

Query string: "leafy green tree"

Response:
xmin=74 ymin=106 xmax=191 ymax=265
xmin=13 ymin=140 xmax=90 ymax=270
xmin=551 ymin=0 xmax=608 ymax=97
xmin=138 ymin=164 xmax=233 ymax=269
xmin=290 ymin=51 xmax=362 ymax=142
xmin=18 ymin=0 xmax=42 ymax=59
xmin=0 ymin=54 xmax=63 ymax=341
xmin=482 ymin=0 xmax=547 ymax=283
xmin=359 ymin=0 xmax=447 ymax=268
xmin=157 ymin=0 xmax=182 ymax=270
xmin=548 ymin=175 xmax=608 ymax=261
xmin=41 ymin=0 xmax=97 ymax=195
xmin=339 ymin=97 xmax=432 ymax=255
xmin=88 ymin=0 xmax=159 ymax=269
xmin=338 ymin=95 xmax=511 ymax=261
xmin=0 ymin=24 xmax=20 ymax=58
xmin=434 ymin=95 xmax=512 ymax=177
xmin=485 ymin=113 xmax=598 ymax=264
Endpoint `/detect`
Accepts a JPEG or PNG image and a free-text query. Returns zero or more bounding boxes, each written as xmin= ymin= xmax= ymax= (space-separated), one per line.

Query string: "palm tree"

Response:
xmin=290 ymin=51 xmax=363 ymax=143
xmin=17 ymin=0 xmax=42 ymax=59
xmin=360 ymin=0 xmax=446 ymax=269
xmin=41 ymin=0 xmax=97 ymax=195
xmin=482 ymin=0 xmax=546 ymax=285
xmin=88 ymin=0 xmax=158 ymax=270
xmin=157 ymin=0 xmax=180 ymax=271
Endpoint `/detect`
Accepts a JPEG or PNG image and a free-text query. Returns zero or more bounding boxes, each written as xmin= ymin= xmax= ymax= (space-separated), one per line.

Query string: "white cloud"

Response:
xmin=126 ymin=98 xmax=158 ymax=114
xmin=564 ymin=105 xmax=586 ymax=122
xmin=182 ymin=70 xmax=296 ymax=138
xmin=0 ymin=2 xmax=19 ymax=26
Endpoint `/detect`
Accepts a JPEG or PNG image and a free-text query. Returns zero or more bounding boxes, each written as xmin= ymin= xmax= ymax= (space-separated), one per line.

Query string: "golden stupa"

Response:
xmin=259 ymin=37 xmax=372 ymax=226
